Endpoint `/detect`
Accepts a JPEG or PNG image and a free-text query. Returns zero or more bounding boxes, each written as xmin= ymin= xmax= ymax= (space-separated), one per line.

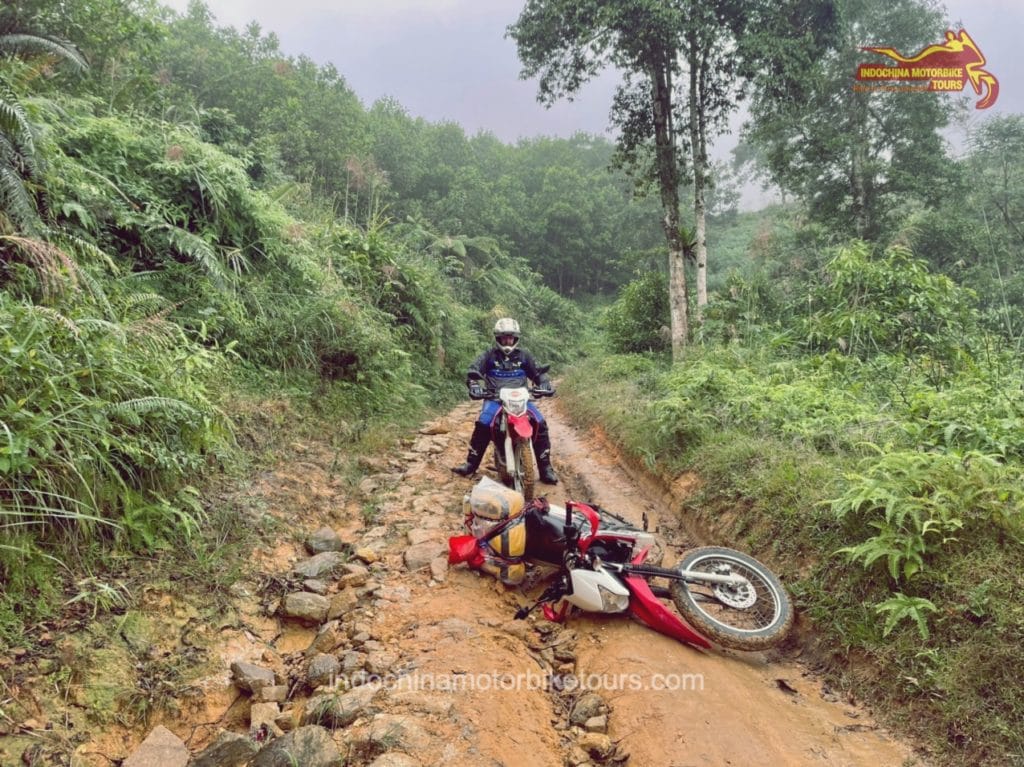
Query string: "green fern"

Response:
xmin=154 ymin=223 xmax=230 ymax=289
xmin=25 ymin=304 xmax=79 ymax=335
xmin=875 ymin=594 xmax=938 ymax=639
xmin=103 ymin=397 xmax=200 ymax=419
xmin=0 ymin=22 xmax=86 ymax=231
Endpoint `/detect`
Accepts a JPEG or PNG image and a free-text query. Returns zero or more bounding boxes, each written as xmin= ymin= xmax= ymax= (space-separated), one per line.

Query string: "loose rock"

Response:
xmin=368 ymin=752 xmax=423 ymax=767
xmin=403 ymin=541 xmax=447 ymax=571
xmin=578 ymin=732 xmax=614 ymax=760
xmin=281 ymin=592 xmax=330 ymax=624
xmin=569 ymin=692 xmax=606 ymax=726
xmin=303 ymin=681 xmax=381 ymax=727
xmin=305 ymin=526 xmax=345 ymax=555
xmin=249 ymin=725 xmax=340 ymax=767
xmin=293 ymin=551 xmax=345 ymax=579
xmin=188 ymin=730 xmax=258 ymax=767
xmin=123 ymin=725 xmax=188 ymax=767
xmin=231 ymin=661 xmax=277 ymax=694
xmin=306 ymin=653 xmax=341 ymax=688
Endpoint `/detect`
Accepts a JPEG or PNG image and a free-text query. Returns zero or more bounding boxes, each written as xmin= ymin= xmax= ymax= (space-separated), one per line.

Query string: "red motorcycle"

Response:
xmin=449 ymin=485 xmax=793 ymax=651
xmin=470 ymin=380 xmax=554 ymax=502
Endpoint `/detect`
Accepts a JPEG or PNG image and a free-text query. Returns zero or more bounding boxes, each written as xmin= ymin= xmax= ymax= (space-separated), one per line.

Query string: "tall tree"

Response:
xmin=511 ymin=0 xmax=693 ymax=358
xmin=510 ymin=0 xmax=827 ymax=353
xmin=682 ymin=2 xmax=747 ymax=320
xmin=742 ymin=0 xmax=950 ymax=241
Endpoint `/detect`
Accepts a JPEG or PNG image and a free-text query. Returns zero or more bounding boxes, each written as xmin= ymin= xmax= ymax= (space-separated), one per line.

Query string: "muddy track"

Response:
xmin=508 ymin=399 xmax=923 ymax=767
xmin=42 ymin=397 xmax=926 ymax=767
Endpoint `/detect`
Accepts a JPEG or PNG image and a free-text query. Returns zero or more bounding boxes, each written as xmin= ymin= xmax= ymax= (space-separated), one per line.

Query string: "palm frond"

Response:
xmin=0 ymin=160 xmax=40 ymax=231
xmin=154 ymin=223 xmax=230 ymax=289
xmin=127 ymin=314 xmax=182 ymax=351
xmin=75 ymin=317 xmax=127 ymax=342
xmin=117 ymin=291 xmax=173 ymax=317
xmin=103 ymin=397 xmax=199 ymax=419
xmin=0 ymin=33 xmax=88 ymax=72
xmin=25 ymin=304 xmax=79 ymax=335
xmin=0 ymin=83 xmax=34 ymax=154
xmin=0 ymin=234 xmax=79 ymax=297
xmin=55 ymin=237 xmax=116 ymax=316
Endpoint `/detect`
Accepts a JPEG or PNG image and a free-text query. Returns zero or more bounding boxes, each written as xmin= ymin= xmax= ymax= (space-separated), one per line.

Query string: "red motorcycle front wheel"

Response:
xmin=670 ymin=547 xmax=793 ymax=651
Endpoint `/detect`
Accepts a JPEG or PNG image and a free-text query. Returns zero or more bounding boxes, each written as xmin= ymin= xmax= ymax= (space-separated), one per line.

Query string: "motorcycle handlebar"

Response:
xmin=468 ymin=386 xmax=555 ymax=401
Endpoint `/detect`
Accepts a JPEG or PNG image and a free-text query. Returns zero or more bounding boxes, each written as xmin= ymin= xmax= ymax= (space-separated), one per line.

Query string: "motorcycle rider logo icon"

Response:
xmin=854 ymin=29 xmax=999 ymax=109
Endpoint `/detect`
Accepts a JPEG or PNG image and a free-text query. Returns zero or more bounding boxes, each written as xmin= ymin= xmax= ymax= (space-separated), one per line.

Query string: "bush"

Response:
xmin=803 ymin=241 xmax=977 ymax=363
xmin=603 ymin=271 xmax=670 ymax=354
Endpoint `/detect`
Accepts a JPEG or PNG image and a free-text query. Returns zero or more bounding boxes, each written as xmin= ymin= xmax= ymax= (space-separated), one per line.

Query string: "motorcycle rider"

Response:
xmin=451 ymin=318 xmax=559 ymax=484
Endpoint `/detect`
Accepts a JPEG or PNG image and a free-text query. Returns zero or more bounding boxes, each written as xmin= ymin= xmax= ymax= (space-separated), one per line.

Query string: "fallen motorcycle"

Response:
xmin=448 ymin=479 xmax=793 ymax=651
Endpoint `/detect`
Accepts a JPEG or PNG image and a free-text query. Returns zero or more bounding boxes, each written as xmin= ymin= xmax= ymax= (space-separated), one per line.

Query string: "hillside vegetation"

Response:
xmin=567 ymin=215 xmax=1024 ymax=764
xmin=1 ymin=1 xmax=606 ymax=642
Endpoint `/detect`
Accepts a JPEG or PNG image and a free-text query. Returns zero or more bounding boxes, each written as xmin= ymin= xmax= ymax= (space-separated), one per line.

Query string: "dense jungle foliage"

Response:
xmin=2 ymin=0 xmax=1023 ymax=764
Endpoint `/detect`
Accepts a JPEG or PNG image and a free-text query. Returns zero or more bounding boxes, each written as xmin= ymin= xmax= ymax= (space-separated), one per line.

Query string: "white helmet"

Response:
xmin=493 ymin=317 xmax=521 ymax=354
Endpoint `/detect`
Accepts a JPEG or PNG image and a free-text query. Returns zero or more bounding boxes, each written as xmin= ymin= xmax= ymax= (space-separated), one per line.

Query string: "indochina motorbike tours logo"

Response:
xmin=854 ymin=29 xmax=999 ymax=109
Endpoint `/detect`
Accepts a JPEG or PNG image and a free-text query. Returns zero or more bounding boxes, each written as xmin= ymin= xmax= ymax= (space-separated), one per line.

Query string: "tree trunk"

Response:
xmin=850 ymin=93 xmax=870 ymax=239
xmin=651 ymin=55 xmax=688 ymax=360
xmin=688 ymin=41 xmax=709 ymax=321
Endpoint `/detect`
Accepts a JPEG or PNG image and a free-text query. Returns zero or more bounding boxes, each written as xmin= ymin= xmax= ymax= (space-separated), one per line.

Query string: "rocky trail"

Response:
xmin=2 ymin=398 xmax=926 ymax=767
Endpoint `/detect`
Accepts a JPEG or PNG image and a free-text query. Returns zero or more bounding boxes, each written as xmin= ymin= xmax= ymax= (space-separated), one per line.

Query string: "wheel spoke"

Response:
xmin=670 ymin=546 xmax=793 ymax=651
xmin=686 ymin=558 xmax=780 ymax=631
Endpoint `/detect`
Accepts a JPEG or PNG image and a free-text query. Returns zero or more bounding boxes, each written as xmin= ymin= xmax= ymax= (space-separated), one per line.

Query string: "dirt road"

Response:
xmin=459 ymin=398 xmax=923 ymax=767
xmin=59 ymin=397 xmax=925 ymax=766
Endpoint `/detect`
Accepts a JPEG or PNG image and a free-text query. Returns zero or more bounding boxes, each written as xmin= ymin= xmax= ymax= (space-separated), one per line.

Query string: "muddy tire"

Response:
xmin=670 ymin=547 xmax=793 ymax=651
xmin=496 ymin=460 xmax=512 ymax=489
xmin=516 ymin=439 xmax=536 ymax=502
xmin=494 ymin=438 xmax=511 ymax=487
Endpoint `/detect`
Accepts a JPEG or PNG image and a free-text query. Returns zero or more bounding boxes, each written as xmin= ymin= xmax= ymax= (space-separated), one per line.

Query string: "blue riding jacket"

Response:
xmin=468 ymin=346 xmax=549 ymax=426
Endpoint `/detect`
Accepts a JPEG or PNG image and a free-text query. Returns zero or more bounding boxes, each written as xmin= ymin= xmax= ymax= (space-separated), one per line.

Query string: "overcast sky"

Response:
xmin=161 ymin=0 xmax=1021 ymax=145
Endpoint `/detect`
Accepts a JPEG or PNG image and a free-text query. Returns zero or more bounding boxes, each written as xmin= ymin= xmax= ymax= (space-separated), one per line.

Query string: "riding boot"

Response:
xmin=533 ymin=421 xmax=559 ymax=485
xmin=452 ymin=421 xmax=492 ymax=477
